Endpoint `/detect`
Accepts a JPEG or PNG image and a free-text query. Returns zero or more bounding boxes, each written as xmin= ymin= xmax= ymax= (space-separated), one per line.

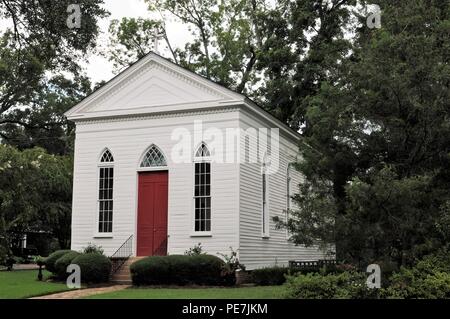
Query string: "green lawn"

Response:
xmin=85 ymin=285 xmax=285 ymax=299
xmin=0 ymin=270 xmax=70 ymax=299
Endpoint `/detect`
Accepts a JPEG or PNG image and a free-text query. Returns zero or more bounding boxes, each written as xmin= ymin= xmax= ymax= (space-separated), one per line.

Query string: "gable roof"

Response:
xmin=65 ymin=51 xmax=300 ymax=141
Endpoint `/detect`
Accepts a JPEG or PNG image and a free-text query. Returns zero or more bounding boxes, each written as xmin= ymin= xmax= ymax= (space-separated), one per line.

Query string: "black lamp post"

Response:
xmin=35 ymin=256 xmax=44 ymax=281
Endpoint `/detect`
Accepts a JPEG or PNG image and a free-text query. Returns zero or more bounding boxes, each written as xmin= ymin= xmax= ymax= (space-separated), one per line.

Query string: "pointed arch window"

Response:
xmin=98 ymin=149 xmax=114 ymax=233
xmin=100 ymin=149 xmax=114 ymax=163
xmin=194 ymin=143 xmax=211 ymax=232
xmin=141 ymin=145 xmax=167 ymax=167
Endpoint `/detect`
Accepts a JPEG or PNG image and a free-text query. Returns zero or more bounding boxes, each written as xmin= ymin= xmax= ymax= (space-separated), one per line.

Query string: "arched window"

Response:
xmin=195 ymin=142 xmax=211 ymax=157
xmin=193 ymin=142 xmax=211 ymax=232
xmin=100 ymin=149 xmax=114 ymax=163
xmin=98 ymin=149 xmax=114 ymax=233
xmin=141 ymin=145 xmax=167 ymax=167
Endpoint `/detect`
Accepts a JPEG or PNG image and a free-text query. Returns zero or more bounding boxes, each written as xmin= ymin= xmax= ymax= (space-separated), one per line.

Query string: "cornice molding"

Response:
xmin=75 ymin=105 xmax=241 ymax=126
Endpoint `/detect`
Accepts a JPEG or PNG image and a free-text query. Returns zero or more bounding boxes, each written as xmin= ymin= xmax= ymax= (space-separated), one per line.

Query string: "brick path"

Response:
xmin=30 ymin=285 xmax=130 ymax=299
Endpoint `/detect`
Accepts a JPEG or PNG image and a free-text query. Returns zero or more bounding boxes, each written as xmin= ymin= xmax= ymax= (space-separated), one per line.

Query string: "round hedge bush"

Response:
xmin=130 ymin=254 xmax=224 ymax=286
xmin=54 ymin=251 xmax=81 ymax=279
xmin=44 ymin=250 xmax=73 ymax=274
xmin=71 ymin=253 xmax=112 ymax=283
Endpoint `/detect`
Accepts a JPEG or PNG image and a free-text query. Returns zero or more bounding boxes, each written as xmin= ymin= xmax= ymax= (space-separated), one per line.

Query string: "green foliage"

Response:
xmin=252 ymin=266 xmax=290 ymax=286
xmin=44 ymin=250 xmax=73 ymax=274
xmin=82 ymin=243 xmax=104 ymax=255
xmin=54 ymin=251 xmax=81 ymax=279
xmin=218 ymin=247 xmax=246 ymax=286
xmin=283 ymin=271 xmax=378 ymax=299
xmin=130 ymin=254 xmax=225 ymax=286
xmin=279 ymin=0 xmax=450 ymax=267
xmin=108 ymin=0 xmax=269 ymax=96
xmin=34 ymin=256 xmax=45 ymax=267
xmin=0 ymin=146 xmax=73 ymax=254
xmin=184 ymin=243 xmax=205 ymax=256
xmin=71 ymin=253 xmax=112 ymax=283
xmin=382 ymin=250 xmax=450 ymax=299
xmin=131 ymin=256 xmax=171 ymax=285
xmin=1 ymin=75 xmax=92 ymax=155
xmin=0 ymin=1 xmax=108 ymax=142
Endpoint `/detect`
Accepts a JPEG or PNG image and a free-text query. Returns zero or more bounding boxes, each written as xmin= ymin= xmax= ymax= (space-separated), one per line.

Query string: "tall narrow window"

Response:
xmin=286 ymin=164 xmax=292 ymax=237
xmin=262 ymin=161 xmax=269 ymax=237
xmin=98 ymin=149 xmax=114 ymax=233
xmin=194 ymin=143 xmax=211 ymax=232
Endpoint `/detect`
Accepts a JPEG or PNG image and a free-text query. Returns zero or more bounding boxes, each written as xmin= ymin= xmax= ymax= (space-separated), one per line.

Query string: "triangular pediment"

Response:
xmin=65 ymin=53 xmax=244 ymax=120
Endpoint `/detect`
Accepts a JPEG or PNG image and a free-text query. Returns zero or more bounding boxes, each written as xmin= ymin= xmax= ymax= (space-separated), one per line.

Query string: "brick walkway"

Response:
xmin=30 ymin=285 xmax=130 ymax=299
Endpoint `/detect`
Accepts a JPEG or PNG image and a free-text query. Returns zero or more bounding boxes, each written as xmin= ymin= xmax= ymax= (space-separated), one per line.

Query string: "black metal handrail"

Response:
xmin=110 ymin=235 xmax=133 ymax=275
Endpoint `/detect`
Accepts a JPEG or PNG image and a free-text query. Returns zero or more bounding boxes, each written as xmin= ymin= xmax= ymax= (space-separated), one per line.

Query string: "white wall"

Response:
xmin=238 ymin=109 xmax=328 ymax=270
xmin=71 ymin=109 xmax=240 ymax=257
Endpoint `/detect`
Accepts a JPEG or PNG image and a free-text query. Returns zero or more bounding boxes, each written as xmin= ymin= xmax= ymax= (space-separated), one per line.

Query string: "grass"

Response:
xmin=85 ymin=285 xmax=285 ymax=299
xmin=0 ymin=270 xmax=70 ymax=299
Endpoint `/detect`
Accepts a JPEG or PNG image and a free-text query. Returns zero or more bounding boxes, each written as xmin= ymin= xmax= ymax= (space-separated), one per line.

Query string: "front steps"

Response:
xmin=111 ymin=257 xmax=145 ymax=284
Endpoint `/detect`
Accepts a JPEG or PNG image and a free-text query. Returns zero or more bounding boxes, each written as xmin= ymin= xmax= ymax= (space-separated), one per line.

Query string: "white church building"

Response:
xmin=65 ymin=52 xmax=327 ymax=269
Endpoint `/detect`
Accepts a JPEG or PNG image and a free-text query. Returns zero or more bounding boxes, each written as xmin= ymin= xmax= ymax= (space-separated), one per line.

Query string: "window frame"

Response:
xmin=261 ymin=160 xmax=270 ymax=238
xmin=138 ymin=144 xmax=168 ymax=172
xmin=191 ymin=143 xmax=212 ymax=237
xmin=95 ymin=149 xmax=115 ymax=238
xmin=286 ymin=163 xmax=292 ymax=239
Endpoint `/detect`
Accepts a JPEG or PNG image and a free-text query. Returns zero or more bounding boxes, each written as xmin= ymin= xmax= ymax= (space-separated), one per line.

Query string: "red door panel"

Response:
xmin=137 ymin=171 xmax=168 ymax=256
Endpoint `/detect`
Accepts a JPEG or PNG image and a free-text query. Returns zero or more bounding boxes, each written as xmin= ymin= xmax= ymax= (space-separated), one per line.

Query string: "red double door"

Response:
xmin=137 ymin=171 xmax=168 ymax=256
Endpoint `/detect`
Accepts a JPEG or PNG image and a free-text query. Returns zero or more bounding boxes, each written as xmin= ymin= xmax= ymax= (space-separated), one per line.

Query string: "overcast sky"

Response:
xmin=84 ymin=0 xmax=191 ymax=84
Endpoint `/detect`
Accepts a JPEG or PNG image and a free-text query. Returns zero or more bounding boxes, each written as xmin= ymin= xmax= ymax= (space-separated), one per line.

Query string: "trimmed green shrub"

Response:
xmin=283 ymin=271 xmax=378 ymax=299
xmin=131 ymin=256 xmax=171 ymax=285
xmin=71 ymin=253 xmax=112 ymax=283
xmin=130 ymin=254 xmax=224 ymax=286
xmin=195 ymin=254 xmax=225 ymax=285
xmin=44 ymin=250 xmax=72 ymax=274
xmin=252 ymin=266 xmax=290 ymax=286
xmin=54 ymin=251 xmax=81 ymax=279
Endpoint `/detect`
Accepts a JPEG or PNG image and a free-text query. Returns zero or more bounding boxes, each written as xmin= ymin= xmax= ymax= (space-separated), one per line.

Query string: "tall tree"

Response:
xmin=106 ymin=0 xmax=270 ymax=97
xmin=279 ymin=0 xmax=450 ymax=267
xmin=0 ymin=0 xmax=108 ymax=142
xmin=0 ymin=146 xmax=73 ymax=251
xmin=1 ymin=75 xmax=93 ymax=155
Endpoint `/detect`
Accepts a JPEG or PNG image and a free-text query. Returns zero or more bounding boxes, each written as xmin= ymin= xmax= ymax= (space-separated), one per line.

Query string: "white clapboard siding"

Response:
xmin=71 ymin=110 xmax=240 ymax=257
xmin=68 ymin=51 xmax=328 ymax=267
xmin=238 ymin=109 xmax=328 ymax=270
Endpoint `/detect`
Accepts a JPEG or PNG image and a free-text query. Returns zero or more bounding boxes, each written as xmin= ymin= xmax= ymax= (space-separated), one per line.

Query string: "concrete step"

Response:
xmin=110 ymin=257 xmax=146 ymax=284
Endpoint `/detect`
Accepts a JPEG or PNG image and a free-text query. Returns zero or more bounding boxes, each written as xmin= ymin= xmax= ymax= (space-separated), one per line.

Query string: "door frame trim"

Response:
xmin=135 ymin=169 xmax=169 ymax=257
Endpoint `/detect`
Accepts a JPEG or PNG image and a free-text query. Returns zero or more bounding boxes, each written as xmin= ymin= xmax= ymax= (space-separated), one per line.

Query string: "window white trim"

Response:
xmin=192 ymin=142 xmax=212 ymax=234
xmin=286 ymin=163 xmax=293 ymax=239
xmin=96 ymin=148 xmax=115 ymax=236
xmin=139 ymin=144 xmax=168 ymax=168
xmin=190 ymin=231 xmax=212 ymax=238
xmin=261 ymin=160 xmax=270 ymax=238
